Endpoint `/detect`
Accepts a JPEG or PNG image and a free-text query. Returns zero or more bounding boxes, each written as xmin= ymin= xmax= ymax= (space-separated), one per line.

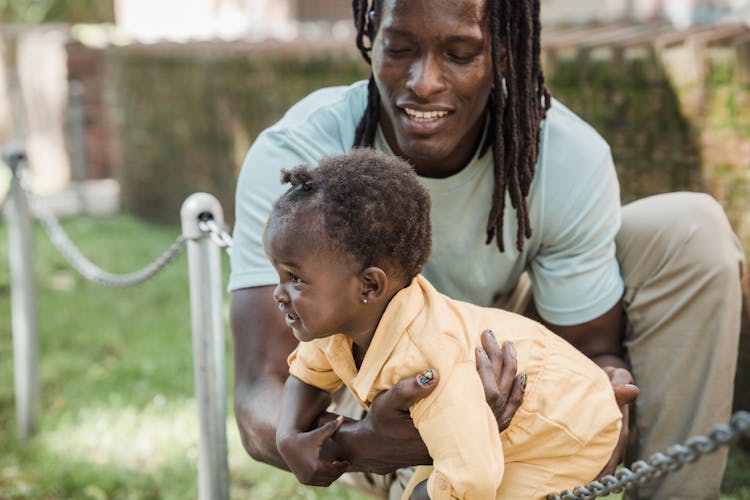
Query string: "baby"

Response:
xmin=263 ymin=148 xmax=621 ymax=499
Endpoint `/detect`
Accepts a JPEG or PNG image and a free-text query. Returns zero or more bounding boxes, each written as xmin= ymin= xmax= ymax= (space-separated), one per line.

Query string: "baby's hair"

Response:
xmin=269 ymin=148 xmax=432 ymax=282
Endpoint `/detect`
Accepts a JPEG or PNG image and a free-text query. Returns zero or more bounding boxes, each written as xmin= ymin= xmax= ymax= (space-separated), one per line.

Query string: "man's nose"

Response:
xmin=407 ymin=53 xmax=446 ymax=98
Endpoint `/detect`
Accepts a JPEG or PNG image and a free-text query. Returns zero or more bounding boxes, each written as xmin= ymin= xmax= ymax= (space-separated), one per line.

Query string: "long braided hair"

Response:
xmin=351 ymin=0 xmax=551 ymax=252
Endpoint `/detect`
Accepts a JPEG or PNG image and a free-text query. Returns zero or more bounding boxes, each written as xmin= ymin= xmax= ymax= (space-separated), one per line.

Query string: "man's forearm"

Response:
xmin=234 ymin=380 xmax=291 ymax=471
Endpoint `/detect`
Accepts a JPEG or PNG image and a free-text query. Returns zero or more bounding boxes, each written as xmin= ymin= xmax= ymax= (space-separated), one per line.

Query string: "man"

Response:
xmin=229 ymin=0 xmax=746 ymax=498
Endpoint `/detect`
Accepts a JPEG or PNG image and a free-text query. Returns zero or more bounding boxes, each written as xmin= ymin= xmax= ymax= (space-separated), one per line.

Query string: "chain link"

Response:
xmin=547 ymin=410 xmax=750 ymax=500
xmin=16 ymin=170 xmax=188 ymax=287
xmin=198 ymin=216 xmax=233 ymax=255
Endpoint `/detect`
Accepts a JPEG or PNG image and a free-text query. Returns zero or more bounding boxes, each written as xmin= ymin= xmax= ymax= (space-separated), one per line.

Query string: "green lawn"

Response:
xmin=0 ymin=213 xmax=747 ymax=499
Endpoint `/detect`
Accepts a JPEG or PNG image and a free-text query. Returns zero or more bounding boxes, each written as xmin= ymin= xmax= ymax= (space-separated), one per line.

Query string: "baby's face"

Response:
xmin=263 ymin=219 xmax=365 ymax=343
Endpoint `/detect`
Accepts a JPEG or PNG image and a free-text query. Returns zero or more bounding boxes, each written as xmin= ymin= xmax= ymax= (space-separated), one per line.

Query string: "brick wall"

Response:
xmin=66 ymin=40 xmax=112 ymax=179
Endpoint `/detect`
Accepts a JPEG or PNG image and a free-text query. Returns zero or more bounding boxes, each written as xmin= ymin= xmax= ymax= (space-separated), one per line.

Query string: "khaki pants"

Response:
xmin=335 ymin=193 xmax=747 ymax=500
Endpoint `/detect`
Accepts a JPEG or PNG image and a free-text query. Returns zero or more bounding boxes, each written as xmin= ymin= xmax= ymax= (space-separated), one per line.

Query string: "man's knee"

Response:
xmin=675 ymin=193 xmax=741 ymax=274
xmin=619 ymin=192 xmax=744 ymax=283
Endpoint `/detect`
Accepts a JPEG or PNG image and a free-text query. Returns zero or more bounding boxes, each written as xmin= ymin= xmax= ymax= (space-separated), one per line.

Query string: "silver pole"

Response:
xmin=180 ymin=193 xmax=229 ymax=500
xmin=3 ymin=141 xmax=39 ymax=441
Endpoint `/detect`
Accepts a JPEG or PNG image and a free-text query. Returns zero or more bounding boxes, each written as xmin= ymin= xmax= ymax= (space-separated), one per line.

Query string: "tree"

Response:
xmin=0 ymin=0 xmax=114 ymax=24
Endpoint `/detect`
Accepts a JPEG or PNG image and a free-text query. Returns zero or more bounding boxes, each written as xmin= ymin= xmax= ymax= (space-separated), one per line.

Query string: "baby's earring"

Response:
xmin=361 ymin=297 xmax=368 ymax=304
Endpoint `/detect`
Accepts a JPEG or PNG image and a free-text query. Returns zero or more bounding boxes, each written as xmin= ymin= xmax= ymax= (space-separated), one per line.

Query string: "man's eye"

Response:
xmin=448 ymin=52 xmax=476 ymax=63
xmin=385 ymin=45 xmax=411 ymax=56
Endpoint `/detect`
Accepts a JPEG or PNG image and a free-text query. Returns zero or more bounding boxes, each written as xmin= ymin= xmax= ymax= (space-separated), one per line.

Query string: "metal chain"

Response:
xmin=17 ymin=170 xmax=188 ymax=287
xmin=547 ymin=410 xmax=750 ymax=500
xmin=198 ymin=216 xmax=233 ymax=255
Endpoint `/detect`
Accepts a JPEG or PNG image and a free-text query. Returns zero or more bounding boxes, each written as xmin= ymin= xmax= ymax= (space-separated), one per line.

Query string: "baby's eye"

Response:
xmin=290 ymin=274 xmax=303 ymax=285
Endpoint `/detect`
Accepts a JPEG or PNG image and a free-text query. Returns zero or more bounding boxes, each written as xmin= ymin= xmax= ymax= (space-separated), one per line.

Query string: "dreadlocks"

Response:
xmin=351 ymin=0 xmax=550 ymax=252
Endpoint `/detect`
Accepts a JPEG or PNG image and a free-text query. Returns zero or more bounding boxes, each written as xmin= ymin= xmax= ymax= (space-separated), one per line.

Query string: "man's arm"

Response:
xmin=231 ymin=286 xmax=298 ymax=470
xmin=546 ymin=299 xmax=626 ymax=368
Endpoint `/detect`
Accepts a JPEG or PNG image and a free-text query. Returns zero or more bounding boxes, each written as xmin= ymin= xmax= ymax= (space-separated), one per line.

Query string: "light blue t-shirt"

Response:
xmin=229 ymin=81 xmax=623 ymax=326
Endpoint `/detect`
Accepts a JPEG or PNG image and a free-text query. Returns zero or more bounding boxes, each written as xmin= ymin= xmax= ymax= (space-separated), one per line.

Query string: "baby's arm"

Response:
xmin=276 ymin=375 xmax=349 ymax=486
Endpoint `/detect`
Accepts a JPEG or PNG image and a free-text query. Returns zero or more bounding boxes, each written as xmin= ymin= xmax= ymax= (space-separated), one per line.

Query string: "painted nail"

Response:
xmin=520 ymin=373 xmax=527 ymax=389
xmin=477 ymin=346 xmax=488 ymax=358
xmin=485 ymin=329 xmax=496 ymax=341
xmin=507 ymin=341 xmax=516 ymax=356
xmin=417 ymin=369 xmax=436 ymax=387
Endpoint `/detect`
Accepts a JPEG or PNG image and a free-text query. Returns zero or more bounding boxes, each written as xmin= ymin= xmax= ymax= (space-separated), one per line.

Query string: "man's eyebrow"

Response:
xmin=382 ymin=26 xmax=413 ymax=38
xmin=382 ymin=27 xmax=482 ymax=44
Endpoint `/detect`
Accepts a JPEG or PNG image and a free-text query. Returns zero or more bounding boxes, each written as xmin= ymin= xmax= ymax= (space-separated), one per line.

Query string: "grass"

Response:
xmin=0 ymin=213 xmax=366 ymax=499
xmin=0 ymin=212 xmax=748 ymax=499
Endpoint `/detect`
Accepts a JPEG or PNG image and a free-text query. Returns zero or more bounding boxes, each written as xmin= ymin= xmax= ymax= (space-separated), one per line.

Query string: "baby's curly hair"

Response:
xmin=269 ymin=148 xmax=431 ymax=282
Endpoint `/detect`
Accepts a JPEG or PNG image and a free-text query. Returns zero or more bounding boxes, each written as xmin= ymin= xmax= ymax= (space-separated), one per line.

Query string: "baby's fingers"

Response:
xmin=310 ymin=415 xmax=345 ymax=446
xmin=306 ymin=459 xmax=350 ymax=487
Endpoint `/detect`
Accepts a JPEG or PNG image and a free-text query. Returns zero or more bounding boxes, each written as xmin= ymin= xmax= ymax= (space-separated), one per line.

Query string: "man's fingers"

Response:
xmin=498 ymin=372 xmax=526 ymax=432
xmin=603 ymin=366 xmax=635 ymax=386
xmin=477 ymin=332 xmax=520 ymax=424
xmin=480 ymin=329 xmax=504 ymax=378
xmin=374 ymin=369 xmax=440 ymax=412
xmin=602 ymin=366 xmax=639 ymax=407
xmin=613 ymin=383 xmax=639 ymax=407
xmin=476 ymin=341 xmax=498 ymax=400
xmin=496 ymin=340 xmax=518 ymax=398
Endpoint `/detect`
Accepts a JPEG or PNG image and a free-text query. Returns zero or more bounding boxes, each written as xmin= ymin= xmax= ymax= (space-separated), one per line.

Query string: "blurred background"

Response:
xmin=0 ymin=0 xmax=749 ymax=498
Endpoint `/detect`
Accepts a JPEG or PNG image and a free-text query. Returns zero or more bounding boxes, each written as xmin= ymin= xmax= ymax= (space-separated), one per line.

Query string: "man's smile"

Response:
xmin=402 ymin=107 xmax=449 ymax=121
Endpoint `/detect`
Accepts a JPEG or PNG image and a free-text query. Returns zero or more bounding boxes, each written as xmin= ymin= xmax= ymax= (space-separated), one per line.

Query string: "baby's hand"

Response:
xmin=278 ymin=415 xmax=350 ymax=486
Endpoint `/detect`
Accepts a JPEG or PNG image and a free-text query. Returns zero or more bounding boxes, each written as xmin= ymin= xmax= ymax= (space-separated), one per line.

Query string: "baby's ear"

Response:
xmin=359 ymin=266 xmax=388 ymax=302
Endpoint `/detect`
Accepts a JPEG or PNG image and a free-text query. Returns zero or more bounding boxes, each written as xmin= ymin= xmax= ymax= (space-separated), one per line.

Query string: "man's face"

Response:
xmin=264 ymin=218 xmax=364 ymax=343
xmin=371 ymin=0 xmax=493 ymax=178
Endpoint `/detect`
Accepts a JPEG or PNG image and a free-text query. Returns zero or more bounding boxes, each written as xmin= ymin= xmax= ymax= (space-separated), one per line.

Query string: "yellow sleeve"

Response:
xmin=411 ymin=360 xmax=504 ymax=499
xmin=287 ymin=341 xmax=343 ymax=393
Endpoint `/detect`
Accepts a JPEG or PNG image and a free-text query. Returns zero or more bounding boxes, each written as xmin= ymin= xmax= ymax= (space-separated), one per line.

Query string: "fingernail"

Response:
xmin=477 ymin=346 xmax=488 ymax=358
xmin=485 ymin=329 xmax=496 ymax=341
xmin=520 ymin=373 xmax=527 ymax=389
xmin=416 ymin=369 xmax=436 ymax=387
xmin=507 ymin=342 xmax=516 ymax=356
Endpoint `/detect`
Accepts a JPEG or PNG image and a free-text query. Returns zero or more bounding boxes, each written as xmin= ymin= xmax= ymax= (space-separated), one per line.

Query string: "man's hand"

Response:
xmin=330 ymin=330 xmax=525 ymax=474
xmin=476 ymin=330 xmax=526 ymax=432
xmin=277 ymin=416 xmax=350 ymax=486
xmin=597 ymin=366 xmax=639 ymax=479
xmin=334 ymin=371 xmax=439 ymax=474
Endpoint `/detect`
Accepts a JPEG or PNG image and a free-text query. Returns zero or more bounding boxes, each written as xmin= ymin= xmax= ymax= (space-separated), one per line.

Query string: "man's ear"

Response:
xmin=359 ymin=266 xmax=388 ymax=303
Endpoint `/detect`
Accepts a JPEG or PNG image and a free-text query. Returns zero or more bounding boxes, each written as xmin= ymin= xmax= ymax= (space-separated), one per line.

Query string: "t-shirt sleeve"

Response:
xmin=529 ymin=145 xmax=624 ymax=326
xmin=287 ymin=341 xmax=343 ymax=393
xmin=228 ymin=85 xmax=364 ymax=292
xmin=228 ymin=129 xmax=311 ymax=291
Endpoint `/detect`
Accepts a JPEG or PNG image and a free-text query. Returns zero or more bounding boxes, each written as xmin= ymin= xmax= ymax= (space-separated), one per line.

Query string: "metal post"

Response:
xmin=3 ymin=141 xmax=39 ymax=441
xmin=180 ymin=193 xmax=229 ymax=500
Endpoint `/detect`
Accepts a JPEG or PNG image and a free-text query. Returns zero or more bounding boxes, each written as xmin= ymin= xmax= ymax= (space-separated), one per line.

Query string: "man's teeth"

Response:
xmin=404 ymin=108 xmax=448 ymax=120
